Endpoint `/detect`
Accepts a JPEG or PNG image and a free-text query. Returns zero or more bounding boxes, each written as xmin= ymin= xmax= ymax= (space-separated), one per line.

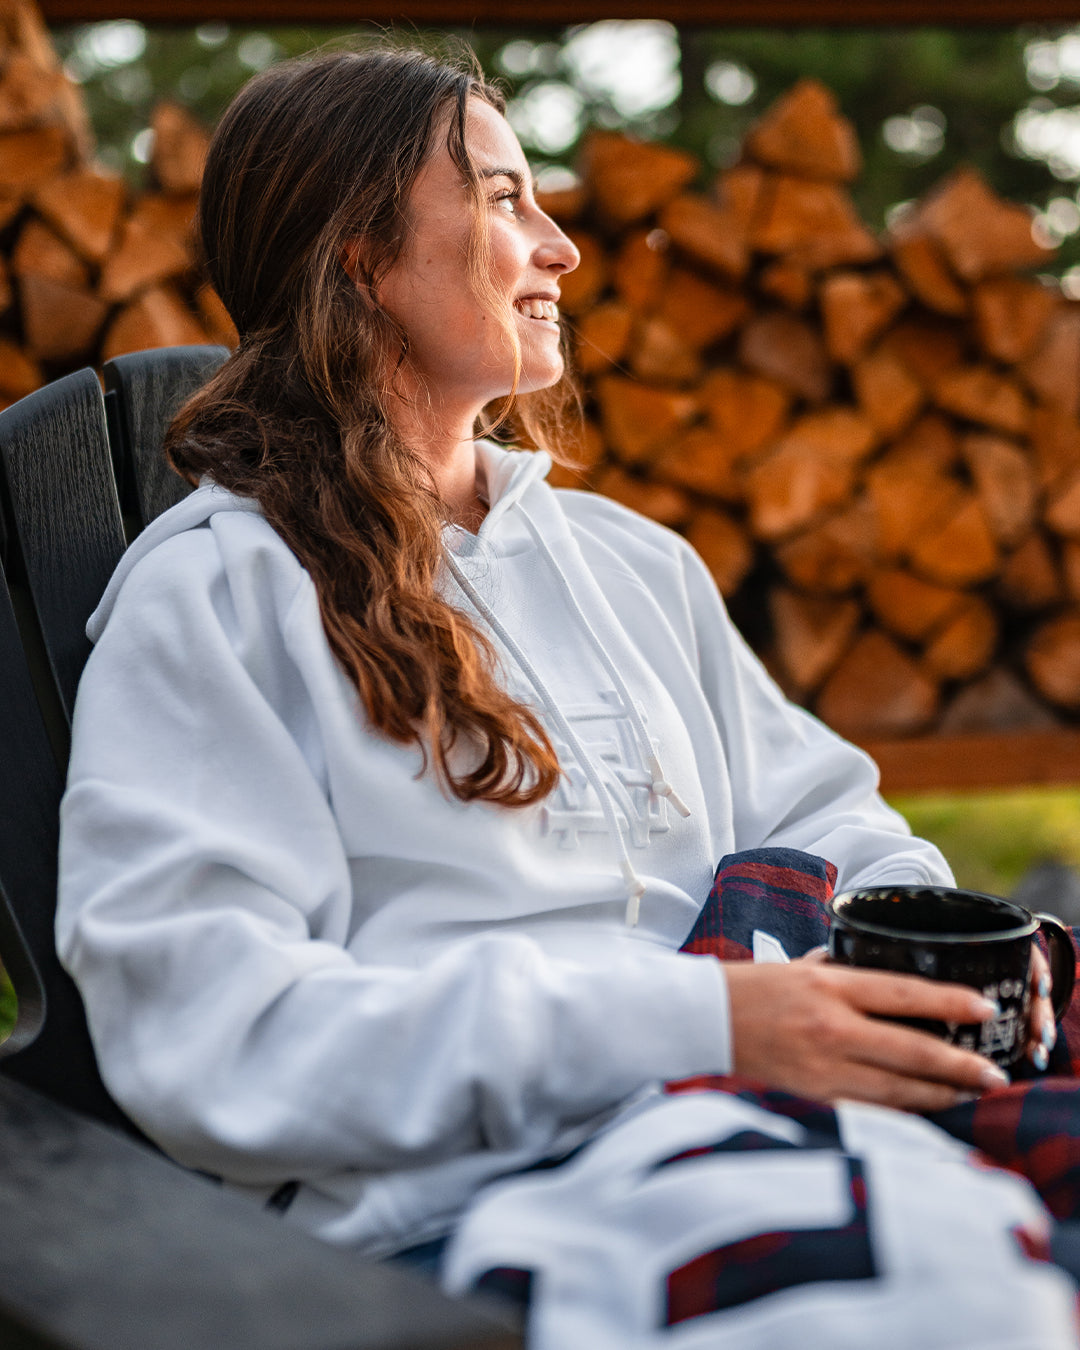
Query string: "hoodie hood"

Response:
xmin=87 ymin=443 xmax=550 ymax=644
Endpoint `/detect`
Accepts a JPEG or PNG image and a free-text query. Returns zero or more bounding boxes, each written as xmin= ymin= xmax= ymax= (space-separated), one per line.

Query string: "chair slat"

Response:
xmin=0 ymin=368 xmax=126 ymax=724
xmin=104 ymin=344 xmax=229 ymax=529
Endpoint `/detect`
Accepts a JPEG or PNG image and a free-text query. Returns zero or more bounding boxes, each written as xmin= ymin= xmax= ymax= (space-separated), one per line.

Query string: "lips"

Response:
xmin=514 ymin=296 xmax=559 ymax=322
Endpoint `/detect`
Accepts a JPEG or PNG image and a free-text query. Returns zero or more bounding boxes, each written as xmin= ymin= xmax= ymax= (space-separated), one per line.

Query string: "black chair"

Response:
xmin=0 ymin=348 xmax=519 ymax=1350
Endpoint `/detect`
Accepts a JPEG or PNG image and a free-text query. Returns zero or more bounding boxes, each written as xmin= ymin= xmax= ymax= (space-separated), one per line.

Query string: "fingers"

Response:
xmin=824 ymin=965 xmax=998 ymax=1025
xmin=840 ymin=1006 xmax=1009 ymax=1094
xmin=1027 ymin=947 xmax=1057 ymax=1071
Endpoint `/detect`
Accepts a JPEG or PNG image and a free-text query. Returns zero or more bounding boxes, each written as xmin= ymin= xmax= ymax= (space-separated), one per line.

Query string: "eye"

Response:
xmin=493 ymin=189 xmax=521 ymax=216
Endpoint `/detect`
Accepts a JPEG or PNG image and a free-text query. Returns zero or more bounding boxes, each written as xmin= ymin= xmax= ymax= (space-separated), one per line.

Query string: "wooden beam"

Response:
xmin=862 ymin=729 xmax=1080 ymax=796
xmin=35 ymin=0 xmax=1080 ymax=25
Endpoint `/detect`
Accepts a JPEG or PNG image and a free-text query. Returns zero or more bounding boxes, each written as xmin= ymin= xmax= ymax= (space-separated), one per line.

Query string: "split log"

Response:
xmin=629 ymin=317 xmax=702 ymax=386
xmin=1029 ymin=404 xmax=1080 ymax=491
xmin=1046 ymin=472 xmax=1080 ymax=539
xmin=973 ymin=277 xmax=1058 ymax=364
xmin=1025 ymin=611 xmax=1080 ymax=710
xmin=0 ymin=256 xmax=10 ymax=313
xmin=685 ymin=506 xmax=754 ymax=596
xmin=658 ymin=194 xmax=748 ymax=281
xmin=98 ymin=212 xmax=192 ymax=304
xmin=150 ymin=102 xmax=209 ymax=196
xmin=744 ymin=79 xmax=860 ymax=182
xmin=816 ymin=629 xmax=939 ymax=739
xmin=933 ymin=366 xmax=1029 ymax=437
xmin=851 ymin=346 xmax=923 ymax=438
xmin=751 ymin=176 xmax=881 ymax=271
xmin=0 ymin=124 xmax=69 ymax=192
xmin=698 ymin=369 xmax=790 ymax=461
xmin=594 ymin=375 xmax=696 ymax=464
xmin=907 ymin=493 xmax=1000 ymax=587
xmin=922 ymin=595 xmax=998 ymax=682
xmin=866 ymin=568 xmax=966 ymax=643
xmin=581 ymin=131 xmax=698 ymax=227
xmin=101 ymin=284 xmax=210 ymax=362
xmin=908 ymin=168 xmax=1051 ymax=282
xmin=1020 ymin=308 xmax=1080 ymax=417
xmin=879 ymin=315 xmax=966 ymax=388
xmin=939 ymin=668 xmax=1060 ymax=733
xmin=11 ymin=217 xmax=88 ymax=287
xmin=759 ymin=259 xmax=813 ymax=310
xmin=745 ymin=441 xmax=856 ymax=541
xmin=32 ymin=167 xmax=125 ymax=263
xmin=774 ymin=497 xmax=877 ymax=593
xmin=962 ymin=433 xmax=1038 ymax=548
xmin=864 ymin=457 xmax=963 ymax=559
xmin=997 ymin=532 xmax=1063 ymax=612
xmin=887 ymin=233 xmax=967 ymax=316
xmin=737 ymin=310 xmax=831 ymax=402
xmin=19 ymin=272 xmax=108 ymax=362
xmin=655 ymin=269 xmax=748 ymax=350
xmin=769 ymin=587 xmax=860 ymax=693
xmin=1065 ymin=542 xmax=1080 ymax=602
xmin=194 ymin=284 xmax=237 ymax=350
xmin=820 ymin=269 xmax=907 ymax=364
xmin=611 ymin=229 xmax=669 ymax=312
xmin=652 ymin=425 xmax=742 ymax=501
xmin=716 ymin=162 xmax=767 ymax=233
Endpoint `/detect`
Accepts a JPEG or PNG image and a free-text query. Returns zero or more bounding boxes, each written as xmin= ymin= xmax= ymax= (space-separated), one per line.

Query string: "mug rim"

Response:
xmin=829 ymin=884 xmax=1038 ymax=945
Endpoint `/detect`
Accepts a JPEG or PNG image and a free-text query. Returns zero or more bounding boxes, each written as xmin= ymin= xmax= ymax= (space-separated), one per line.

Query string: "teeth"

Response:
xmin=515 ymin=297 xmax=559 ymax=322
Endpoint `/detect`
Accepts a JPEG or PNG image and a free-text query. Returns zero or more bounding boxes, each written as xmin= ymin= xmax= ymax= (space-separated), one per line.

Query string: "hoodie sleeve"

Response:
xmin=57 ymin=522 xmax=732 ymax=1185
xmin=675 ymin=539 xmax=953 ymax=893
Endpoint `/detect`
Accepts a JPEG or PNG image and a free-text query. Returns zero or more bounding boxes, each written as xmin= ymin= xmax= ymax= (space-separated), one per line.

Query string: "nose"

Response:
xmin=535 ymin=213 xmax=580 ymax=275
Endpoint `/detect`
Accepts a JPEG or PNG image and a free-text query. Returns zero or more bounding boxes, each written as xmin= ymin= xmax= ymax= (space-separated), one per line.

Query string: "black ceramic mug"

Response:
xmin=828 ymin=885 xmax=1076 ymax=1070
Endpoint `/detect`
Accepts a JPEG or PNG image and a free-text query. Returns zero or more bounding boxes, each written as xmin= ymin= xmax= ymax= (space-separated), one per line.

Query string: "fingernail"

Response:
xmin=1039 ymin=973 xmax=1051 ymax=1000
xmin=1042 ymin=1022 xmax=1057 ymax=1051
xmin=973 ymin=996 xmax=1001 ymax=1019
xmin=980 ymin=1062 xmax=1011 ymax=1090
xmin=1033 ymin=1044 xmax=1050 ymax=1072
xmin=955 ymin=1091 xmax=980 ymax=1105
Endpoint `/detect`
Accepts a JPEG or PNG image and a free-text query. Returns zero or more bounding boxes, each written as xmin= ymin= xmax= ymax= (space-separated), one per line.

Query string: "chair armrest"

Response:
xmin=0 ymin=1075 xmax=521 ymax=1350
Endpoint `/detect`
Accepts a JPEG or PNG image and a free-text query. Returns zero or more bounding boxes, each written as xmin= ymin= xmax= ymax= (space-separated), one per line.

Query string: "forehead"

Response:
xmin=461 ymin=97 xmax=528 ymax=173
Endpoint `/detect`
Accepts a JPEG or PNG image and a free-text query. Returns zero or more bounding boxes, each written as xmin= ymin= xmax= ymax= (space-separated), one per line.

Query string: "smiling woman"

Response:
xmin=53 ymin=40 xmax=1080 ymax=1350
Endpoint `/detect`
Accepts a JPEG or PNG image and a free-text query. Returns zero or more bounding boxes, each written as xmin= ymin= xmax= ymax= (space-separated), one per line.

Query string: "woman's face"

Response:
xmin=377 ymin=97 xmax=580 ymax=429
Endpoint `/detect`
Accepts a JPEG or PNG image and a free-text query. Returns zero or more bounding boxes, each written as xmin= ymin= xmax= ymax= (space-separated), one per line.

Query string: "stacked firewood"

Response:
xmin=0 ymin=0 xmax=232 ymax=412
xmin=541 ymin=81 xmax=1080 ymax=741
xmin=2 ymin=0 xmax=1079 ymax=741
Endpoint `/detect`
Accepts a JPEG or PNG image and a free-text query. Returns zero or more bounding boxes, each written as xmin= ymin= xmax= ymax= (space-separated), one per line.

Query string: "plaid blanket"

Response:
xmin=678 ymin=848 xmax=1080 ymax=1226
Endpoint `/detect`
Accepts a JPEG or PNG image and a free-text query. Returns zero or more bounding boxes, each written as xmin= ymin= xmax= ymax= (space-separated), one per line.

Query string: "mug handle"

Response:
xmin=1034 ymin=912 xmax=1077 ymax=1023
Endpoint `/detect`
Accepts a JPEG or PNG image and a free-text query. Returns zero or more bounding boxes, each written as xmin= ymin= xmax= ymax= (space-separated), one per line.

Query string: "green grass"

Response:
xmin=889 ymin=788 xmax=1080 ymax=898
xmin=0 ymin=962 xmax=16 ymax=1044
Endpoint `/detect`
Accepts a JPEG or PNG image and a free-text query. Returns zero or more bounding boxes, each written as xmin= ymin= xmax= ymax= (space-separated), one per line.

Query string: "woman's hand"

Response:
xmin=723 ymin=958 xmax=1010 ymax=1113
xmin=1027 ymin=945 xmax=1057 ymax=1072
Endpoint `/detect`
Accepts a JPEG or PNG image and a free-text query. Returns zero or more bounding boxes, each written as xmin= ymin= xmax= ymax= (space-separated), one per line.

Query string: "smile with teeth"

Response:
xmin=514 ymin=297 xmax=559 ymax=322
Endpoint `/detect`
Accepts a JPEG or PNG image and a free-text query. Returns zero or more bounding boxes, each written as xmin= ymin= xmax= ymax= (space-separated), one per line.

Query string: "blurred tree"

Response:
xmin=49 ymin=20 xmax=1080 ymax=278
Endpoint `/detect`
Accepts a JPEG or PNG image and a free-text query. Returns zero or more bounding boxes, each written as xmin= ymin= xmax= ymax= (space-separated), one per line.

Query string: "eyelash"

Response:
xmin=494 ymin=190 xmax=521 ymax=216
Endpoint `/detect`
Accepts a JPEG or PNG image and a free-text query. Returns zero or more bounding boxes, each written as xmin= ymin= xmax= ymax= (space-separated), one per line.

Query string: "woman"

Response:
xmin=57 ymin=45 xmax=1076 ymax=1347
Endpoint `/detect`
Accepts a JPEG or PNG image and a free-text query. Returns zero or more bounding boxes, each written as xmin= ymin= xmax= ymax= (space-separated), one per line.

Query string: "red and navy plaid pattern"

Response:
xmin=677 ymin=848 xmax=1080 ymax=1229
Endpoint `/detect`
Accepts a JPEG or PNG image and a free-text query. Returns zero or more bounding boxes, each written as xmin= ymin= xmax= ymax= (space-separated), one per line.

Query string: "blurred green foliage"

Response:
xmin=49 ymin=21 xmax=1080 ymax=280
xmin=0 ymin=964 xmax=15 ymax=1044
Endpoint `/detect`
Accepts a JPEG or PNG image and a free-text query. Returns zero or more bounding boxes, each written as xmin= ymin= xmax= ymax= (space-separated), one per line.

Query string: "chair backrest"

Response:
xmin=0 ymin=347 xmax=230 ymax=1130
xmin=104 ymin=344 xmax=229 ymax=531
xmin=0 ymin=370 xmax=134 ymax=1128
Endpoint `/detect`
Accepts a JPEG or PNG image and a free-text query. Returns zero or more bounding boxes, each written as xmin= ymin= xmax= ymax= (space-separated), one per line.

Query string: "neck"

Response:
xmin=391 ymin=394 xmax=487 ymax=531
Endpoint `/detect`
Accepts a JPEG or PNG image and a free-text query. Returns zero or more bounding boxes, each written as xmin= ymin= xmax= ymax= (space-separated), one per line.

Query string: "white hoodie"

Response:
xmin=57 ymin=441 xmax=951 ymax=1254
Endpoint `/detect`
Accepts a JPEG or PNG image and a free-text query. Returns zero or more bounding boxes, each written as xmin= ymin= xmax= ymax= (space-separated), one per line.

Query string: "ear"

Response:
xmin=339 ymin=238 xmax=363 ymax=282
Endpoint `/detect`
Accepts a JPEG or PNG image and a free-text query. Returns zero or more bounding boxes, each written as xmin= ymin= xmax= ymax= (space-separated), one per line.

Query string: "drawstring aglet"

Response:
xmin=621 ymin=862 xmax=646 ymax=927
xmin=646 ymin=755 xmax=691 ymax=818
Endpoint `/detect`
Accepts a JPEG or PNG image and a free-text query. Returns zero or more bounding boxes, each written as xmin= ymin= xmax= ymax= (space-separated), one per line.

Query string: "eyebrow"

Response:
xmin=478 ymin=166 xmax=538 ymax=195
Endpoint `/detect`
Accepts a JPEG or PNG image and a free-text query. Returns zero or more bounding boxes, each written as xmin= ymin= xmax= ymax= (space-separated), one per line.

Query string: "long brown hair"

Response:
xmin=167 ymin=45 xmax=573 ymax=806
